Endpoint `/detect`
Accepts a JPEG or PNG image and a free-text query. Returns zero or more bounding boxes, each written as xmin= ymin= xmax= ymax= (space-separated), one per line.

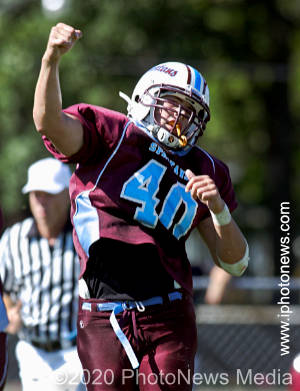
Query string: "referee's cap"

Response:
xmin=22 ymin=158 xmax=72 ymax=194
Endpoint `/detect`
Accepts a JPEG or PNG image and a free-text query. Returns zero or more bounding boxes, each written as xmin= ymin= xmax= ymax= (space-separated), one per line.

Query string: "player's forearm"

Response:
xmin=33 ymin=56 xmax=63 ymax=138
xmin=33 ymin=55 xmax=84 ymax=156
xmin=186 ymin=171 xmax=249 ymax=276
xmin=211 ymin=207 xmax=249 ymax=276
xmin=214 ymin=217 xmax=247 ymax=264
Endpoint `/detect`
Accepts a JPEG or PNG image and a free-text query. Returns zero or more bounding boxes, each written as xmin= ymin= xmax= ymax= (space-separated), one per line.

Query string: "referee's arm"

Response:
xmin=3 ymin=294 xmax=22 ymax=334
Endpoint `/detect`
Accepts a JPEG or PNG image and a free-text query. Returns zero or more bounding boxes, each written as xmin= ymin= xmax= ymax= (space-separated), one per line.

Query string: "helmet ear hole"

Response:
xmin=134 ymin=95 xmax=140 ymax=103
xmin=199 ymin=109 xmax=205 ymax=120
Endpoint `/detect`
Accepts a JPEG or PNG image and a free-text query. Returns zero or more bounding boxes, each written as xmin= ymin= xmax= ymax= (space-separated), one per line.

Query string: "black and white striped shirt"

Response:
xmin=0 ymin=217 xmax=80 ymax=344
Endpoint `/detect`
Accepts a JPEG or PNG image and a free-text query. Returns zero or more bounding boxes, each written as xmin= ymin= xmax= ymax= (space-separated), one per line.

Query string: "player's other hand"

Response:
xmin=185 ymin=169 xmax=224 ymax=214
xmin=44 ymin=23 xmax=82 ymax=63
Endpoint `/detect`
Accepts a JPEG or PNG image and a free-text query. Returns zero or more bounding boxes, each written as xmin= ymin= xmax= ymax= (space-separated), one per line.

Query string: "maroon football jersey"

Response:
xmin=43 ymin=104 xmax=237 ymax=294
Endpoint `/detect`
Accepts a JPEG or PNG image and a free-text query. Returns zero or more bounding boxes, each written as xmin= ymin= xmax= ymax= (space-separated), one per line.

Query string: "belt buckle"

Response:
xmin=30 ymin=339 xmax=65 ymax=352
xmin=45 ymin=340 xmax=60 ymax=352
xmin=122 ymin=301 xmax=132 ymax=311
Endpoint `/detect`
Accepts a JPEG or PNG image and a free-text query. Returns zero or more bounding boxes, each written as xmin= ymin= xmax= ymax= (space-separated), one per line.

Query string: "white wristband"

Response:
xmin=210 ymin=203 xmax=231 ymax=226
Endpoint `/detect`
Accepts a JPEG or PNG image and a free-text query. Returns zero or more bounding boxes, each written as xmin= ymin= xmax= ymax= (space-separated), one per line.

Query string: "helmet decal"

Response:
xmin=152 ymin=65 xmax=178 ymax=77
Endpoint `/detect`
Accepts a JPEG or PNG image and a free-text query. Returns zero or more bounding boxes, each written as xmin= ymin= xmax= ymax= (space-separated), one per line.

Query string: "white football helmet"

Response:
xmin=120 ymin=62 xmax=210 ymax=152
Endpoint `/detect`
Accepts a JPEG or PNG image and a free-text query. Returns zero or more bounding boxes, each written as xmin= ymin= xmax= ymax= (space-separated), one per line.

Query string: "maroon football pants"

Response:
xmin=77 ymin=294 xmax=197 ymax=390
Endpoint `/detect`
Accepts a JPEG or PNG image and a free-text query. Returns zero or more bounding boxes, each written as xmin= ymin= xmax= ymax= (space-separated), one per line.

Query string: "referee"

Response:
xmin=0 ymin=158 xmax=85 ymax=391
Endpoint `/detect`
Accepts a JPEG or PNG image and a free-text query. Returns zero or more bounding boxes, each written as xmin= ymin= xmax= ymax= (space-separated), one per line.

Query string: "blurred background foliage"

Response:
xmin=0 ymin=0 xmax=299 ymax=277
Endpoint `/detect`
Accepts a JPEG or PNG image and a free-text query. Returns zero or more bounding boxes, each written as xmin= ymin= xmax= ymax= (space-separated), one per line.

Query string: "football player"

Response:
xmin=33 ymin=23 xmax=249 ymax=391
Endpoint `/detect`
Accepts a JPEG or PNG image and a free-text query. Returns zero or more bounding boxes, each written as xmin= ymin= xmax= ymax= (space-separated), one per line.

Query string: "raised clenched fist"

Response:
xmin=44 ymin=23 xmax=82 ymax=63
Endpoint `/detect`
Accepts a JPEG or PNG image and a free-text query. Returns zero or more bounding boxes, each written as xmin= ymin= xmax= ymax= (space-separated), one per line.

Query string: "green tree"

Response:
xmin=0 ymin=0 xmax=299 ymax=274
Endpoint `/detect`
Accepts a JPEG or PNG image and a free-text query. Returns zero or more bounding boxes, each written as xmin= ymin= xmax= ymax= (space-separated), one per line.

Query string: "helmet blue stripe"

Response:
xmin=190 ymin=66 xmax=202 ymax=92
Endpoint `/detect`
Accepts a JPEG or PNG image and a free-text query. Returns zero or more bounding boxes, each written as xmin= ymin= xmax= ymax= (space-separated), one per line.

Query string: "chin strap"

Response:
xmin=147 ymin=125 xmax=180 ymax=150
